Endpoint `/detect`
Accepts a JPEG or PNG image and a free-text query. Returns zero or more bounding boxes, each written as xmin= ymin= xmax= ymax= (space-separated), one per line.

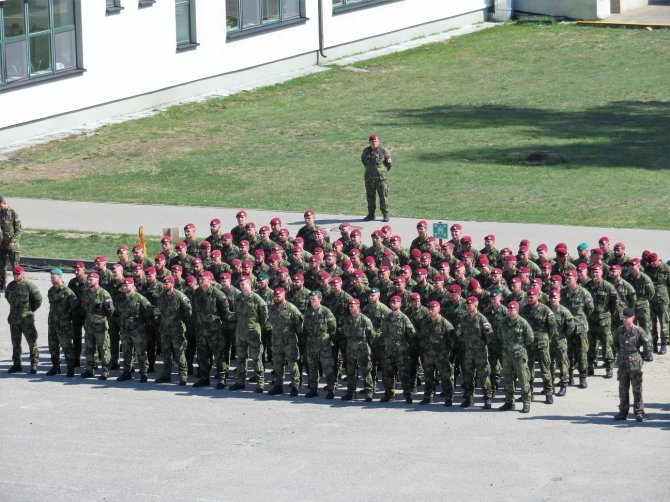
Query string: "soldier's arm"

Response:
xmin=524 ymin=320 xmax=534 ymax=347
xmin=104 ymin=295 xmax=114 ymax=317
xmin=613 ymin=329 xmax=620 ymax=351
xmin=12 ymin=210 xmax=22 ymax=243
xmin=29 ymin=283 xmax=42 ymax=311
xmin=546 ymin=310 xmax=557 ymax=339
xmin=639 ymin=329 xmax=650 ymax=357
xmin=294 ymin=309 xmax=304 ymax=336
xmin=258 ymin=301 xmax=270 ymax=330
xmin=564 ymin=311 xmax=575 ymax=336
xmin=627 ymin=288 xmax=637 ymax=308
xmin=583 ymin=290 xmax=595 ymax=315
xmin=326 ymin=310 xmax=337 ymax=338
xmin=645 ymin=277 xmax=655 ymax=301
xmin=67 ymin=290 xmax=80 ymax=316
xmin=181 ymin=294 xmax=192 ymax=322
xmin=608 ymin=287 xmax=619 ymax=314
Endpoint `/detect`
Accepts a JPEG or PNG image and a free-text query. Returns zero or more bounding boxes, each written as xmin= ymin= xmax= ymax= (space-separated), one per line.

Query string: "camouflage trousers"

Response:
xmin=407 ymin=344 xmax=422 ymax=393
xmin=198 ymin=326 xmax=226 ymax=382
xmin=332 ymin=330 xmax=347 ymax=377
xmin=0 ymin=247 xmax=19 ymax=290
xmin=121 ymin=330 xmax=148 ymax=374
xmin=145 ymin=322 xmax=160 ymax=367
xmin=9 ymin=316 xmax=39 ymax=366
xmin=550 ymin=338 xmax=569 ymax=387
xmin=618 ymin=368 xmax=644 ymax=414
xmin=364 ymin=177 xmax=389 ymax=216
xmin=306 ymin=336 xmax=336 ymax=390
xmin=634 ymin=304 xmax=652 ymax=339
xmin=527 ymin=333 xmax=553 ymax=394
xmin=235 ymin=330 xmax=264 ymax=387
xmin=160 ymin=330 xmax=187 ymax=378
xmin=587 ymin=320 xmax=614 ymax=370
xmin=382 ymin=347 xmax=411 ymax=396
xmin=108 ymin=314 xmax=121 ymax=366
xmin=72 ymin=317 xmax=85 ymax=365
xmin=185 ymin=321 xmax=197 ymax=372
xmin=370 ymin=335 xmax=385 ymax=383
xmin=650 ymin=300 xmax=669 ymax=347
xmin=421 ymin=349 xmax=452 ymax=399
xmin=568 ymin=331 xmax=589 ymax=378
xmin=272 ymin=335 xmax=300 ymax=389
xmin=48 ymin=323 xmax=75 ymax=369
xmin=502 ymin=348 xmax=531 ymax=406
xmin=345 ymin=342 xmax=373 ymax=394
xmin=487 ymin=340 xmax=503 ymax=390
xmin=462 ymin=346 xmax=492 ymax=399
xmin=84 ymin=318 xmax=110 ymax=374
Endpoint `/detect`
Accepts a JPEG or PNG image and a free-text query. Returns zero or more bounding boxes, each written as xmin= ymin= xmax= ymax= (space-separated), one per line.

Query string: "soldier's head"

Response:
xmin=628 ymin=258 xmax=640 ymax=277
xmin=540 ymin=261 xmax=552 ymax=279
xmin=257 ymin=273 xmax=269 ymax=291
xmin=506 ymin=301 xmax=519 ymax=319
xmin=93 ymin=255 xmax=107 ymax=272
xmin=577 ymin=242 xmax=589 ymax=259
xmin=112 ymin=263 xmax=124 ymax=280
xmin=371 ymin=230 xmax=383 ymax=247
xmin=145 ymin=267 xmax=157 ymax=284
xmin=536 ymin=243 xmax=549 ymax=261
xmin=200 ymin=241 xmax=211 ymax=258
xmin=310 ymin=255 xmax=322 ymax=270
xmin=162 ymin=274 xmax=175 ymax=293
xmin=609 ymin=264 xmax=622 ymax=282
xmin=465 ymin=296 xmax=479 ymax=314
xmin=273 ymin=286 xmax=286 ymax=304
xmin=122 ymin=277 xmax=136 ymax=295
xmin=155 ymin=254 xmax=167 ymax=270
xmin=175 ymin=241 xmax=187 ymax=257
xmin=330 ymin=276 xmax=343 ymax=294
xmin=73 ymin=261 xmax=86 ymax=279
xmin=393 ymin=276 xmax=406 ymax=293
xmin=222 ymin=233 xmax=233 ymax=247
xmin=368 ymin=133 xmax=379 ymax=148
xmin=303 ymin=210 xmax=315 ymax=226
xmin=389 ymin=295 xmax=402 ymax=312
xmin=622 ymin=307 xmax=635 ymax=329
xmin=239 ymin=240 xmax=250 ymax=255
xmin=549 ymin=289 xmax=560 ymax=308
xmin=490 ymin=289 xmax=502 ymax=308
xmin=527 ymin=287 xmax=540 ymax=306
xmin=410 ymin=292 xmax=421 ymax=309
xmin=309 ymin=289 xmax=322 ymax=308
xmin=613 ymin=242 xmax=626 ymax=258
xmin=0 ymin=196 xmax=7 ymax=211
xmin=461 ymin=236 xmax=472 ymax=252
xmin=427 ymin=300 xmax=440 ymax=319
xmin=292 ymin=273 xmax=304 ymax=291
xmin=381 ymin=224 xmax=392 ymax=241
xmin=270 ymin=217 xmax=282 ymax=232
xmin=450 ymin=223 xmax=462 ymax=241
xmin=241 ymin=260 xmax=253 ymax=275
xmin=183 ymin=223 xmax=196 ymax=240
xmin=319 ymin=271 xmax=331 ymax=291
xmin=87 ymin=271 xmax=100 ymax=290
xmin=198 ymin=270 xmax=213 ymax=291
xmin=420 ymin=252 xmax=432 ymax=267
xmin=171 ymin=264 xmax=183 ymax=280
xmin=476 ymin=255 xmax=490 ymax=274
xmin=219 ymin=272 xmax=231 ymax=288
xmin=598 ymin=236 xmax=610 ymax=253
xmin=454 ymin=261 xmax=466 ymax=279
xmin=50 ymin=268 xmax=64 ymax=287
xmin=352 ymin=269 xmax=365 ymax=288
xmin=186 ymin=275 xmax=198 ymax=291
xmin=348 ymin=298 xmax=360 ymax=315
xmin=483 ymin=234 xmax=496 ymax=250
xmin=244 ymin=222 xmax=256 ymax=239
xmin=509 ymin=277 xmax=522 ymax=294
xmin=209 ymin=218 xmax=221 ymax=235
xmin=132 ymin=263 xmax=145 ymax=281
xmin=550 ymin=274 xmax=562 ymax=290
xmin=648 ymin=252 xmax=660 ymax=268
xmin=161 ymin=235 xmax=173 ymax=252
xmin=239 ymin=277 xmax=252 ymax=295
xmin=350 ymin=229 xmax=361 ymax=246
xmin=564 ymin=270 xmax=577 ymax=288
xmin=367 ymin=288 xmax=380 ymax=305
xmin=132 ymin=244 xmax=145 ymax=260
xmin=416 ymin=220 xmax=428 ymax=238
xmin=389 ymin=235 xmax=402 ymax=251
xmin=236 ymin=210 xmax=247 ymax=227
xmin=491 ymin=268 xmax=503 ymax=284
xmin=441 ymin=242 xmax=454 ymax=258
xmin=339 ymin=221 xmax=351 ymax=240
xmin=117 ymin=245 xmax=129 ymax=263
xmin=589 ymin=264 xmax=603 ymax=282
xmin=448 ymin=284 xmax=462 ymax=301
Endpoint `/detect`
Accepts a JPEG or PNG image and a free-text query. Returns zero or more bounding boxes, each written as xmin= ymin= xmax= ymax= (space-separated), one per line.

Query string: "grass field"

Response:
xmin=2 ymin=24 xmax=669 ymax=229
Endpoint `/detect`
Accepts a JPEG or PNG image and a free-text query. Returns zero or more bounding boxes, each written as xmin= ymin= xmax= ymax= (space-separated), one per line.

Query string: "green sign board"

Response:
xmin=432 ymin=222 xmax=449 ymax=239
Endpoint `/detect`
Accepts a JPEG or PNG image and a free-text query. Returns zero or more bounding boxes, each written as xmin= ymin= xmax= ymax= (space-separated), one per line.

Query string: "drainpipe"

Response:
xmin=318 ymin=0 xmax=327 ymax=61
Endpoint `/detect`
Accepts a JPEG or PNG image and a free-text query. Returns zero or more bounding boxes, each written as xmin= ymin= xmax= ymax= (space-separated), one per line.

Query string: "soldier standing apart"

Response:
xmin=341 ymin=298 xmax=375 ymax=402
xmin=267 ymin=287 xmax=303 ymax=396
xmin=155 ymin=275 xmax=192 ymax=385
xmin=116 ymin=277 xmax=153 ymax=383
xmin=380 ymin=295 xmax=416 ymax=403
xmin=303 ymin=290 xmax=338 ymax=399
xmin=499 ymin=301 xmax=534 ymax=413
xmin=459 ymin=296 xmax=493 ymax=409
xmin=613 ymin=308 xmax=650 ymax=422
xmin=0 ymin=195 xmax=21 ymax=293
xmin=361 ymin=133 xmax=392 ymax=222
xmin=6 ymin=266 xmax=42 ymax=373
xmin=80 ymin=271 xmax=114 ymax=380
xmin=46 ymin=268 xmax=78 ymax=377
xmin=230 ymin=277 xmax=269 ymax=393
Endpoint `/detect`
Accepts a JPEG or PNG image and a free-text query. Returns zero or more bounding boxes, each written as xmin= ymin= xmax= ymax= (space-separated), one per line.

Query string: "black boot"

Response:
xmin=7 ymin=364 xmax=22 ymax=373
xmin=117 ymin=372 xmax=132 ymax=382
xmin=46 ymin=365 xmax=61 ymax=376
xmin=305 ymin=388 xmax=318 ymax=398
xmin=614 ymin=410 xmax=628 ymax=421
xmin=498 ymin=402 xmax=514 ymax=411
xmin=362 ymin=214 xmax=375 ymax=222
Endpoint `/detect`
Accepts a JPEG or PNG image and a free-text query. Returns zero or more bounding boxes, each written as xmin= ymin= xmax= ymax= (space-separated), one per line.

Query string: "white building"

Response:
xmin=0 ymin=0 xmax=490 ymax=147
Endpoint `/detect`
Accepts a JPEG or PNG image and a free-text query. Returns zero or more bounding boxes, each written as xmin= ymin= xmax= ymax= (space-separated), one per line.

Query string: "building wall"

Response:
xmin=0 ymin=0 xmax=489 ymax=147
xmin=514 ymin=0 xmax=611 ymax=19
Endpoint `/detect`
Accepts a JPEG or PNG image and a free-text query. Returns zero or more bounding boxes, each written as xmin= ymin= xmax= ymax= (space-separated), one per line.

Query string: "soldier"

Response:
xmin=498 ymin=301 xmax=534 ymax=413
xmin=115 ymin=245 xmax=133 ymax=277
xmin=407 ymin=292 xmax=429 ymax=392
xmin=323 ymin=275 xmax=352 ymax=380
xmin=303 ymin=290 xmax=337 ymax=399
xmin=296 ymin=210 xmax=326 ymax=253
xmin=80 ymin=271 xmax=114 ymax=379
xmin=361 ymin=133 xmax=392 ymax=222
xmin=520 ymin=287 xmax=557 ymax=404
xmin=561 ymin=269 xmax=594 ymax=388
xmin=419 ymin=300 xmax=457 ymax=406
xmin=0 ymin=195 xmax=21 ymax=292
xmin=160 ymin=235 xmax=177 ymax=264
xmin=410 ymin=220 xmax=429 ymax=253
xmin=46 ymin=268 xmax=78 ymax=377
xmin=68 ymin=261 xmax=88 ymax=367
xmin=6 ymin=266 xmax=42 ymax=373
xmin=183 ymin=222 xmax=201 ymax=257
xmin=380 ymin=295 xmax=416 ymax=403
xmin=140 ymin=266 xmax=163 ymax=372
xmin=267 ymin=287 xmax=303 ymax=396
xmin=362 ymin=288 xmax=392 ymax=385
xmin=459 ymin=296 xmax=493 ymax=408
xmin=448 ymin=223 xmax=463 ymax=258
xmin=548 ymin=289 xmax=574 ymax=397
xmin=155 ymin=275 xmax=192 ymax=385
xmin=482 ymin=289 xmax=507 ymax=391
xmin=609 ymin=264 xmax=636 ymax=333
xmin=585 ymin=264 xmax=618 ymax=378
xmin=480 ymin=234 xmax=501 ymax=269
xmin=184 ymin=275 xmax=199 ymax=374
xmin=132 ymin=243 xmax=154 ymax=269
xmin=107 ymin=263 xmax=126 ymax=371
xmin=230 ymin=277 xmax=269 ymax=392
xmin=192 ymin=271 xmax=230 ymax=388
xmin=626 ymin=257 xmax=655 ymax=360
xmin=613 ymin=308 xmax=650 ymax=422
xmin=341 ymin=298 xmax=375 ymax=401
xmin=206 ymin=218 xmax=224 ymax=252
xmin=231 ymin=210 xmax=247 ymax=246
xmin=116 ymin=277 xmax=153 ymax=383
xmin=644 ymin=252 xmax=670 ymax=354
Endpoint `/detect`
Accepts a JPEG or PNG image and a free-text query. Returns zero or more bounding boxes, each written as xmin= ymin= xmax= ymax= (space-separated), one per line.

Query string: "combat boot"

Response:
xmin=419 ymin=396 xmax=432 ymax=405
xmin=568 ymin=375 xmax=574 ymax=386
xmin=579 ymin=377 xmax=587 ymax=389
xmin=326 ymin=390 xmax=335 ymax=399
xmin=80 ymin=369 xmax=94 ymax=378
xmin=364 ymin=393 xmax=373 ymax=402
xmin=289 ymin=387 xmax=299 ymax=397
xmin=379 ymin=393 xmax=392 ymax=403
xmin=140 ymin=373 xmax=148 ymax=383
xmin=192 ymin=378 xmax=211 ymax=388
xmin=613 ymin=410 xmax=628 ymax=421
xmin=498 ymin=402 xmax=514 ymax=411
xmin=117 ymin=372 xmax=132 ymax=382
xmin=305 ymin=387 xmax=318 ymax=398
xmin=8 ymin=364 xmax=22 ymax=373
xmin=98 ymin=372 xmax=108 ymax=381
xmin=521 ymin=403 xmax=530 ymax=413
xmin=268 ymin=385 xmax=283 ymax=395
xmin=228 ymin=382 xmax=245 ymax=391
xmin=443 ymin=397 xmax=452 ymax=407
xmin=556 ymin=386 xmax=566 ymax=397
xmin=248 ymin=375 xmax=257 ymax=383
xmin=29 ymin=364 xmax=37 ymax=374
xmin=155 ymin=375 xmax=171 ymax=384
xmin=254 ymin=387 xmax=263 ymax=394
xmin=404 ymin=393 xmax=412 ymax=404
xmin=66 ymin=367 xmax=75 ymax=378
xmin=109 ymin=362 xmax=120 ymax=371
xmin=216 ymin=379 xmax=226 ymax=390
xmin=484 ymin=399 xmax=492 ymax=409
xmin=341 ymin=392 xmax=353 ymax=400
xmin=643 ymin=353 xmax=653 ymax=362
xmin=148 ymin=363 xmax=155 ymax=373
xmin=178 ymin=376 xmax=187 ymax=386
xmin=545 ymin=394 xmax=554 ymax=405
xmin=660 ymin=344 xmax=667 ymax=355
xmin=382 ymin=214 xmax=389 ymax=223
xmin=460 ymin=398 xmax=472 ymax=408
xmin=635 ymin=413 xmax=644 ymax=422
xmin=604 ymin=368 xmax=613 ymax=379
xmin=362 ymin=214 xmax=375 ymax=222
xmin=653 ymin=344 xmax=659 ymax=354
xmin=46 ymin=365 xmax=61 ymax=376
xmin=587 ymin=366 xmax=594 ymax=376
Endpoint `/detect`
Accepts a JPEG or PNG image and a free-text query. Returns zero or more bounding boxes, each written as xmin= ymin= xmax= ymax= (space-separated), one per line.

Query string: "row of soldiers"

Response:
xmin=4 ymin=214 xmax=666 ymax=415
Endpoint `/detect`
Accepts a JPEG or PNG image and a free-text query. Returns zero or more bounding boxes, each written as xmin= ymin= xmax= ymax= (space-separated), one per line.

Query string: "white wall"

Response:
xmin=514 ymin=0 xmax=611 ymax=19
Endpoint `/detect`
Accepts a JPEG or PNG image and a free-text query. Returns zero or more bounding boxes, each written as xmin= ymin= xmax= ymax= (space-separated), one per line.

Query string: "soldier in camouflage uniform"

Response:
xmin=155 ymin=275 xmax=192 ymax=385
xmin=192 ymin=271 xmax=231 ymax=389
xmin=107 ymin=263 xmax=126 ymax=371
xmin=613 ymin=308 xmax=650 ymax=422
xmin=482 ymin=289 xmax=507 ymax=392
xmin=267 ymin=287 xmax=303 ymax=396
xmin=80 ymin=272 xmax=114 ymax=380
xmin=341 ymin=298 xmax=375 ymax=401
xmin=407 ymin=292 xmax=429 ymax=392
xmin=116 ymin=277 xmax=153 ymax=383
xmin=141 ymin=267 xmax=163 ymax=372
xmin=547 ymin=289 xmax=574 ymax=397
xmin=561 ymin=269 xmax=594 ymax=388
xmin=520 ymin=287 xmax=557 ymax=403
xmin=230 ymin=277 xmax=269 ymax=392
xmin=361 ymin=133 xmax=392 ymax=222
xmin=419 ymin=301 xmax=457 ymax=406
xmin=609 ymin=264 xmax=637 ymax=336
xmin=68 ymin=262 xmax=87 ymax=367
xmin=362 ymin=288 xmax=391 ymax=387
xmin=644 ymin=253 xmax=670 ymax=354
xmin=0 ymin=196 xmax=21 ymax=293
xmin=626 ymin=258 xmax=655 ymax=361
xmin=498 ymin=301 xmax=534 ymax=413
xmin=380 ymin=295 xmax=416 ymax=403
xmin=303 ymin=290 xmax=337 ymax=399
xmin=459 ymin=296 xmax=493 ymax=408
xmin=585 ymin=264 xmax=618 ymax=378
xmin=6 ymin=266 xmax=42 ymax=373
xmin=46 ymin=269 xmax=78 ymax=377
xmin=323 ymin=275 xmax=352 ymax=380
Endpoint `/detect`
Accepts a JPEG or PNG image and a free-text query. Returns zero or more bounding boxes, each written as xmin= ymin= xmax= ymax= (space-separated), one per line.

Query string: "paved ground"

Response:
xmin=606 ymin=2 xmax=670 ymax=25
xmin=1 ymin=198 xmax=669 ymax=500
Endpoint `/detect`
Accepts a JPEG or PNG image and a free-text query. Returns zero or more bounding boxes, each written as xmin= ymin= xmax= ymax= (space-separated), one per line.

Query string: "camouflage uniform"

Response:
xmin=323 ymin=289 xmax=353 ymax=378
xmin=342 ymin=312 xmax=375 ymax=397
xmin=549 ymin=303 xmax=574 ymax=389
xmin=267 ymin=300 xmax=303 ymax=392
xmin=645 ymin=263 xmax=670 ymax=350
xmin=0 ymin=205 xmax=21 ymax=291
xmin=362 ymin=301 xmax=391 ymax=383
xmin=560 ymin=284 xmax=593 ymax=380
xmin=628 ymin=271 xmax=655 ymax=336
xmin=381 ymin=310 xmax=416 ymax=399
xmin=47 ymin=283 xmax=78 ymax=372
xmin=6 ymin=278 xmax=42 ymax=369
xmin=106 ymin=278 xmax=124 ymax=369
xmin=407 ymin=305 xmax=429 ymax=392
xmin=419 ymin=315 xmax=456 ymax=402
xmin=303 ymin=304 xmax=337 ymax=392
xmin=611 ymin=277 xmax=637 ymax=333
xmin=459 ymin=312 xmax=493 ymax=402
xmin=140 ymin=279 xmax=163 ymax=370
xmin=520 ymin=302 xmax=557 ymax=395
xmin=193 ymin=287 xmax=230 ymax=385
xmin=482 ymin=302 xmax=507 ymax=390
xmin=157 ymin=288 xmax=192 ymax=380
xmin=117 ymin=291 xmax=154 ymax=375
xmin=361 ymin=143 xmax=392 ymax=219
xmin=585 ymin=279 xmax=618 ymax=372
xmin=233 ymin=291 xmax=269 ymax=389
xmin=613 ymin=324 xmax=649 ymax=417
xmin=67 ymin=275 xmax=87 ymax=365
xmin=80 ymin=286 xmax=114 ymax=376
xmin=500 ymin=315 xmax=534 ymax=407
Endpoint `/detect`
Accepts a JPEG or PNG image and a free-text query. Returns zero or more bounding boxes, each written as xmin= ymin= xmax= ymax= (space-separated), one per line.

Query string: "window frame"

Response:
xmin=332 ymin=0 xmax=402 ymax=15
xmin=175 ymin=0 xmax=198 ymax=51
xmin=226 ymin=0 xmax=305 ymax=39
xmin=106 ymin=0 xmax=124 ymax=15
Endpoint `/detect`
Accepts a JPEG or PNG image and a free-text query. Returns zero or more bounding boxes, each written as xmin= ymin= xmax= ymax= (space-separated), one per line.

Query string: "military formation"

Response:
xmin=3 ymin=199 xmax=666 ymax=421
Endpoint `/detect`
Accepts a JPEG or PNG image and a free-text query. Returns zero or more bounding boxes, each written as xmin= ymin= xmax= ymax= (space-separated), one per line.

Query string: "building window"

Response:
xmin=226 ymin=0 xmax=301 ymax=32
xmin=333 ymin=0 xmax=397 ymax=12
xmin=1 ymin=0 xmax=78 ymax=87
xmin=175 ymin=0 xmax=196 ymax=48
xmin=106 ymin=0 xmax=123 ymax=14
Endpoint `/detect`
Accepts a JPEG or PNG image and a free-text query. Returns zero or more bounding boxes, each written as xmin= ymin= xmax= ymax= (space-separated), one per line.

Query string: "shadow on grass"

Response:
xmin=388 ymin=101 xmax=670 ymax=170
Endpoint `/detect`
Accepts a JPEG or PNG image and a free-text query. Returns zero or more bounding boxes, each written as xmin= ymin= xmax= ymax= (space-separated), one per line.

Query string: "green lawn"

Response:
xmin=2 ymin=24 xmax=669 ymax=229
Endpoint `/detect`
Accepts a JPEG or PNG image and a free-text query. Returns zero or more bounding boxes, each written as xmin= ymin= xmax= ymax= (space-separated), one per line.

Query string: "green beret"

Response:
xmin=490 ymin=289 xmax=502 ymax=297
xmin=258 ymin=273 xmax=269 ymax=281
xmin=50 ymin=268 xmax=63 ymax=276
xmin=309 ymin=290 xmax=322 ymax=297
